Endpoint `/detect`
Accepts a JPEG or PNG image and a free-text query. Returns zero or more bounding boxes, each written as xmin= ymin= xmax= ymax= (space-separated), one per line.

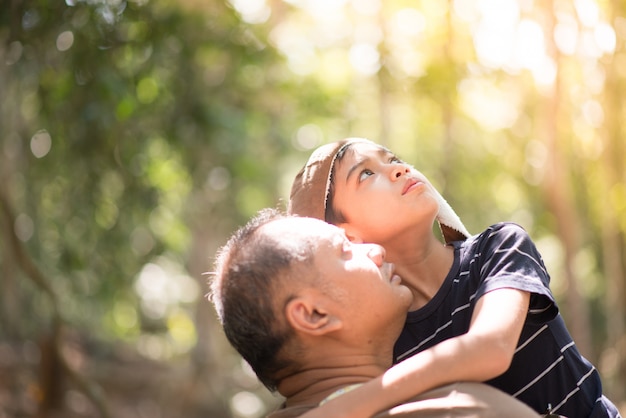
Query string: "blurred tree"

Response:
xmin=1 ymin=0 xmax=624 ymax=416
xmin=0 ymin=0 xmax=339 ymax=416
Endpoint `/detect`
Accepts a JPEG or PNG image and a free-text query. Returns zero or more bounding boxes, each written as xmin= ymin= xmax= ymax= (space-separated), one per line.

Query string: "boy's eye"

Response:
xmin=358 ymin=169 xmax=374 ymax=182
xmin=390 ymin=156 xmax=402 ymax=164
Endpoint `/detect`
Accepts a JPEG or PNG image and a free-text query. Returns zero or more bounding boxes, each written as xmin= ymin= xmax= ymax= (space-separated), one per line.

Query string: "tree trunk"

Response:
xmin=598 ymin=0 xmax=626 ymax=400
xmin=540 ymin=2 xmax=592 ymax=357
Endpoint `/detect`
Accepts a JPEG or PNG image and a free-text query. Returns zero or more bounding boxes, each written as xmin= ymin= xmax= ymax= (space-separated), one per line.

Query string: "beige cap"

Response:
xmin=288 ymin=138 xmax=470 ymax=244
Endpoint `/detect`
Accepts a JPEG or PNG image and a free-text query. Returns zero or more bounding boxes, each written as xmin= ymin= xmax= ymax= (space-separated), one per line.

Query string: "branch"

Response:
xmin=0 ymin=188 xmax=111 ymax=418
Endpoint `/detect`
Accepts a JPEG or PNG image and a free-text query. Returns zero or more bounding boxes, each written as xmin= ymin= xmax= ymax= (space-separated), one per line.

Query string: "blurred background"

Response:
xmin=0 ymin=0 xmax=624 ymax=416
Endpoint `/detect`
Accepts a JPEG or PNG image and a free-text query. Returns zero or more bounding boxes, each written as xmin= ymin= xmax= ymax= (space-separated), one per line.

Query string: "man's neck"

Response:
xmin=277 ymin=360 xmax=387 ymax=408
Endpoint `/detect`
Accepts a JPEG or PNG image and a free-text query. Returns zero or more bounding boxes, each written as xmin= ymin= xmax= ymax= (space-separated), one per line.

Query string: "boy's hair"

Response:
xmin=210 ymin=208 xmax=314 ymax=391
xmin=324 ymin=144 xmax=351 ymax=225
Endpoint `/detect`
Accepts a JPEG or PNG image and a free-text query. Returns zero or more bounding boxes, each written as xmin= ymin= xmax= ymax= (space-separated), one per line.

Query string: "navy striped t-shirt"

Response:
xmin=393 ymin=223 xmax=621 ymax=417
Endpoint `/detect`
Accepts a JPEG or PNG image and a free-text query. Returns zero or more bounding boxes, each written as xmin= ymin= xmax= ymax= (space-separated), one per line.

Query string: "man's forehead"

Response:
xmin=261 ymin=216 xmax=337 ymax=240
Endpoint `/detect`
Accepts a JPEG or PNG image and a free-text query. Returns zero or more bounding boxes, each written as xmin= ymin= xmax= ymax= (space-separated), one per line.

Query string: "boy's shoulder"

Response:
xmin=479 ymin=222 xmax=530 ymax=240
xmin=462 ymin=222 xmax=533 ymax=253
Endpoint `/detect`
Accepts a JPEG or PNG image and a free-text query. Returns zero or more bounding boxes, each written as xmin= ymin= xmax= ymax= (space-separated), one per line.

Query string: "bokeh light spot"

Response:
xmin=30 ymin=130 xmax=52 ymax=158
xmin=56 ymin=30 xmax=75 ymax=51
xmin=230 ymin=391 xmax=264 ymax=418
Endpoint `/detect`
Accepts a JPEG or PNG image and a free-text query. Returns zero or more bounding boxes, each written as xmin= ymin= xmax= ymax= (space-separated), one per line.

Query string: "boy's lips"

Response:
xmin=402 ymin=178 xmax=424 ymax=195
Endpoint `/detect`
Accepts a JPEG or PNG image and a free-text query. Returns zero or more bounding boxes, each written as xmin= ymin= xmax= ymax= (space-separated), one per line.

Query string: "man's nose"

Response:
xmin=366 ymin=244 xmax=386 ymax=266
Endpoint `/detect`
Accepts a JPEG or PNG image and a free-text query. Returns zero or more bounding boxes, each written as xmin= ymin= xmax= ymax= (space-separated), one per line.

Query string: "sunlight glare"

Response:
xmin=287 ymin=47 xmax=317 ymax=75
xmin=594 ymin=22 xmax=616 ymax=54
xmin=317 ymin=49 xmax=352 ymax=90
xmin=396 ymin=49 xmax=426 ymax=78
xmin=531 ymin=56 xmax=557 ymax=87
xmin=459 ymin=78 xmax=520 ymax=131
xmin=230 ymin=391 xmax=264 ymax=418
xmin=554 ymin=15 xmax=579 ymax=56
xmin=354 ymin=21 xmax=383 ymax=45
xmin=582 ymin=63 xmax=606 ymax=94
xmin=295 ymin=123 xmax=324 ymax=150
xmin=473 ymin=0 xmax=520 ymax=68
xmin=351 ymin=0 xmax=380 ymax=16
xmin=304 ymin=0 xmax=348 ymax=20
xmin=349 ymin=42 xmax=380 ymax=76
xmin=525 ymin=139 xmax=548 ymax=170
xmin=515 ymin=19 xmax=545 ymax=70
xmin=228 ymin=0 xmax=271 ymax=24
xmin=134 ymin=258 xmax=199 ymax=320
xmin=453 ymin=0 xmax=479 ymax=22
xmin=393 ymin=8 xmax=426 ymax=38
xmin=574 ymin=0 xmax=599 ymax=28
xmin=579 ymin=29 xmax=603 ymax=59
xmin=581 ymin=99 xmax=604 ymax=127
xmin=269 ymin=21 xmax=317 ymax=75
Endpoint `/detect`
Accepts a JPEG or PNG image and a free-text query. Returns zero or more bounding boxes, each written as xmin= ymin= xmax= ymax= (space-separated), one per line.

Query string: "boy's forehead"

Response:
xmin=335 ymin=143 xmax=395 ymax=178
xmin=341 ymin=142 xmax=392 ymax=163
xmin=349 ymin=141 xmax=388 ymax=155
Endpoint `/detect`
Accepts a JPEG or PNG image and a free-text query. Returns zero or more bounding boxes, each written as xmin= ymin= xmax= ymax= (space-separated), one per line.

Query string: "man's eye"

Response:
xmin=342 ymin=240 xmax=353 ymax=258
xmin=359 ymin=169 xmax=374 ymax=182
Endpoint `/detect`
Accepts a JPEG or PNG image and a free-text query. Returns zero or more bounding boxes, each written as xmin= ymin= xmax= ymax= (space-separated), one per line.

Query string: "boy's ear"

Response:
xmin=285 ymin=294 xmax=342 ymax=336
xmin=338 ymin=223 xmax=363 ymax=243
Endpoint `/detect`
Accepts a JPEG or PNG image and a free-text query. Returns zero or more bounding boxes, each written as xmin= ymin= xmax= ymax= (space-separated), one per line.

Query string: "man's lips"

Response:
xmin=402 ymin=178 xmax=424 ymax=195
xmin=390 ymin=273 xmax=402 ymax=285
xmin=383 ymin=262 xmax=398 ymax=283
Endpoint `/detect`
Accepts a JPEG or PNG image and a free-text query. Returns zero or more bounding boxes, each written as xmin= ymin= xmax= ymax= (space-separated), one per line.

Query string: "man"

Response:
xmin=210 ymin=208 xmax=538 ymax=417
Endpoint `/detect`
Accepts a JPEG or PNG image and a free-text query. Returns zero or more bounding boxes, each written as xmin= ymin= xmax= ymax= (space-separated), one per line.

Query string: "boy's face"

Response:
xmin=330 ymin=142 xmax=440 ymax=244
xmin=262 ymin=217 xmax=412 ymax=333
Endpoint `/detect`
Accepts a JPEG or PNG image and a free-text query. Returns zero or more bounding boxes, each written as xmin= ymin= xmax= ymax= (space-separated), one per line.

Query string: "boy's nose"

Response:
xmin=391 ymin=164 xmax=410 ymax=180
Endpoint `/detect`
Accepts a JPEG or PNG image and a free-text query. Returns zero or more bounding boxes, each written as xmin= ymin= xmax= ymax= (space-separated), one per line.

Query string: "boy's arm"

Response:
xmin=299 ymin=288 xmax=530 ymax=418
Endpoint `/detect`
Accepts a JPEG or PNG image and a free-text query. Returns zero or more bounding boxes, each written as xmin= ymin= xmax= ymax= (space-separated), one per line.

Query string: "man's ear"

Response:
xmin=285 ymin=295 xmax=342 ymax=336
xmin=338 ymin=223 xmax=363 ymax=243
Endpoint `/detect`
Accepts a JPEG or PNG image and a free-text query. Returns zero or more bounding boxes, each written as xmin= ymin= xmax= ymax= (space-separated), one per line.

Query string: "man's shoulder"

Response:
xmin=266 ymin=403 xmax=315 ymax=418
xmin=373 ymin=382 xmax=538 ymax=418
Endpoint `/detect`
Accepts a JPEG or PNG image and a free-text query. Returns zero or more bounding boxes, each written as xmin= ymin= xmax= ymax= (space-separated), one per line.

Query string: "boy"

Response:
xmin=210 ymin=208 xmax=538 ymax=417
xmin=288 ymin=138 xmax=621 ymax=417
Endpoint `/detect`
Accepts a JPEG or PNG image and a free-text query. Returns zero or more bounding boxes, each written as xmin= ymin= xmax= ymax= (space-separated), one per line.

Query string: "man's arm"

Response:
xmin=300 ymin=288 xmax=530 ymax=418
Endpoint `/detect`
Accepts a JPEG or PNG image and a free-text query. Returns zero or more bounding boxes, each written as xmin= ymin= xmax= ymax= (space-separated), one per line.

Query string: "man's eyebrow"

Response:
xmin=344 ymin=148 xmax=392 ymax=183
xmin=330 ymin=231 xmax=348 ymax=252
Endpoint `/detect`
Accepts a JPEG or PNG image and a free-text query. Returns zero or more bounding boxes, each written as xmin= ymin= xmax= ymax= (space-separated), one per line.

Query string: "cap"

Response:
xmin=288 ymin=138 xmax=470 ymax=244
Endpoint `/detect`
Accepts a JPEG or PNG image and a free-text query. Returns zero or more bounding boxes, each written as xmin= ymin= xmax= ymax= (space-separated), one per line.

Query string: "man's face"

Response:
xmin=262 ymin=217 xmax=413 ymax=337
xmin=331 ymin=142 xmax=440 ymax=244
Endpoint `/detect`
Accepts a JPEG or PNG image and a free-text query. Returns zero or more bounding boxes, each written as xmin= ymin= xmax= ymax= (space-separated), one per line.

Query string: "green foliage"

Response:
xmin=0 ymin=0 xmax=305 ymax=339
xmin=1 ymin=0 xmax=625 ymax=415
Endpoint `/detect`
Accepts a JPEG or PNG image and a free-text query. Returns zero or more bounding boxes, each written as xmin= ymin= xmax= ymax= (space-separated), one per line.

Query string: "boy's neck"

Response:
xmin=387 ymin=237 xmax=455 ymax=310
